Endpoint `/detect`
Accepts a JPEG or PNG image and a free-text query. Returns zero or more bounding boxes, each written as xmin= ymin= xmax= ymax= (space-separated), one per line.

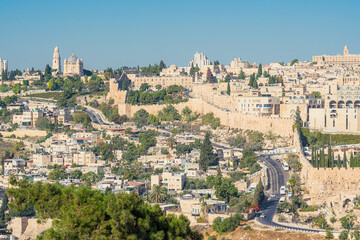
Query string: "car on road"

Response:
xmin=270 ymin=194 xmax=276 ymax=198
xmin=276 ymin=158 xmax=280 ymax=162
xmin=260 ymin=213 xmax=266 ymax=218
xmin=280 ymin=186 xmax=286 ymax=195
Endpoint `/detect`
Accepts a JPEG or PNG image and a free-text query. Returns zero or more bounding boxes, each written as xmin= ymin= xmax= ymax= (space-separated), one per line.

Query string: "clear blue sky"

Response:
xmin=1 ymin=0 xmax=360 ymax=70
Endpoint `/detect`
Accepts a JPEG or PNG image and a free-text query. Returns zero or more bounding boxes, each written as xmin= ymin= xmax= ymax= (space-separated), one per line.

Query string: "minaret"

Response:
xmin=52 ymin=46 xmax=61 ymax=74
xmin=344 ymin=45 xmax=349 ymax=56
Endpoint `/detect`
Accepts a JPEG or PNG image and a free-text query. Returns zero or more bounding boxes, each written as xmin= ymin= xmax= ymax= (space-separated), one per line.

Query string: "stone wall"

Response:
xmin=118 ymin=98 xmax=294 ymax=136
xmin=295 ymin=130 xmax=360 ymax=205
xmin=107 ymin=78 xmax=127 ymax=105
xmin=0 ymin=129 xmax=47 ymax=138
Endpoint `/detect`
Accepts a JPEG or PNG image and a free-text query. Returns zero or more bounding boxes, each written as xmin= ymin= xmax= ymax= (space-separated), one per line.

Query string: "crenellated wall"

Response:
xmin=107 ymin=78 xmax=127 ymax=105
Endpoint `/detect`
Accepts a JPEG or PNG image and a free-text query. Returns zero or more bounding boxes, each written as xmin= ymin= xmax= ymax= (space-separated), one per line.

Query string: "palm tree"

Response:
xmin=150 ymin=185 xmax=168 ymax=203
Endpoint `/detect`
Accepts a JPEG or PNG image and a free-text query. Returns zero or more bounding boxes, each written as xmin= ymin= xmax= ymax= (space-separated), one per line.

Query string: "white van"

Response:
xmin=279 ymin=196 xmax=286 ymax=203
xmin=280 ymin=186 xmax=286 ymax=195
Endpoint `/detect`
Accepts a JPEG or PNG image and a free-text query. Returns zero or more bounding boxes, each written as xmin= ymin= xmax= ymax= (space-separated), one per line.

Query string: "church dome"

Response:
xmin=68 ymin=53 xmax=79 ymax=63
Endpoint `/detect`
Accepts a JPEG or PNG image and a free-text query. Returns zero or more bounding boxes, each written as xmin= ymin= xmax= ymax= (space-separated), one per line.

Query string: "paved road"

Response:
xmin=84 ymin=107 xmax=109 ymax=125
xmin=257 ymin=154 xmax=322 ymax=233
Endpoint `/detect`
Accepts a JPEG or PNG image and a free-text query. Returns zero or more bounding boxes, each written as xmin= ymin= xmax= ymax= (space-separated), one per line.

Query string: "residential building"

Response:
xmin=0 ymin=58 xmax=8 ymax=74
xmin=188 ymin=52 xmax=211 ymax=70
xmin=4 ymin=159 xmax=26 ymax=175
xmin=128 ymin=74 xmax=193 ymax=90
xmin=151 ymin=171 xmax=186 ymax=191
xmin=73 ymin=151 xmax=96 ymax=166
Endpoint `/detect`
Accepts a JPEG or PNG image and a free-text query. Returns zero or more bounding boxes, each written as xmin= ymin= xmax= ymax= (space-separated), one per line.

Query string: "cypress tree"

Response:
xmin=226 ymin=82 xmax=231 ymax=95
xmin=254 ymin=179 xmax=265 ymax=206
xmin=337 ymin=154 xmax=341 ymax=169
xmin=317 ymin=150 xmax=320 ymax=169
xmin=199 ymin=132 xmax=216 ymax=171
xmin=350 ymin=152 xmax=354 ymax=168
xmin=311 ymin=147 xmax=314 ymax=167
xmin=331 ymin=153 xmax=335 ymax=169
xmin=343 ymin=151 xmax=347 ymax=169
xmin=257 ymin=63 xmax=263 ymax=77
xmin=321 ymin=148 xmax=325 ymax=168
xmin=328 ymin=145 xmax=332 ymax=168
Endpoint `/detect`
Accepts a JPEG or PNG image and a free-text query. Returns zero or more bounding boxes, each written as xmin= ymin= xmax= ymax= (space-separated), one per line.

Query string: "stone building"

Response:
xmin=64 ymin=53 xmax=84 ymax=76
xmin=52 ymin=46 xmax=61 ymax=74
xmin=0 ymin=58 xmax=7 ymax=73
xmin=308 ymin=87 xmax=360 ymax=132
xmin=188 ymin=52 xmax=211 ymax=70
xmin=129 ymin=74 xmax=193 ymax=90
xmin=312 ymin=45 xmax=360 ymax=65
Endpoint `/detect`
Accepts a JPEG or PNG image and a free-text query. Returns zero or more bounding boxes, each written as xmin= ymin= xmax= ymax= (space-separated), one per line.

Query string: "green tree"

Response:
xmin=158 ymin=105 xmax=180 ymax=121
xmin=226 ymin=82 xmax=231 ymax=95
xmin=35 ymin=117 xmax=54 ymax=131
xmin=249 ymin=73 xmax=258 ymax=88
xmin=257 ymin=63 xmax=262 ymax=77
xmin=140 ymin=83 xmax=150 ymax=92
xmin=80 ymin=171 xmax=99 ymax=186
xmin=70 ymin=170 xmax=82 ymax=179
xmin=295 ymin=106 xmax=303 ymax=128
xmin=148 ymin=114 xmax=159 ymax=126
xmin=7 ymin=179 xmax=202 ymax=240
xmin=310 ymin=91 xmax=322 ymax=99
xmin=159 ymin=60 xmax=166 ymax=71
xmin=149 ymin=185 xmax=168 ymax=203
xmin=238 ymin=69 xmax=245 ymax=79
xmin=325 ymin=230 xmax=334 ymax=239
xmin=73 ymin=112 xmax=91 ymax=127
xmin=48 ymin=169 xmax=68 ymax=180
xmin=199 ymin=132 xmax=217 ymax=171
xmin=254 ymin=179 xmax=265 ymax=205
xmin=351 ymin=230 xmax=360 ymax=240
xmin=290 ymin=59 xmax=299 ymax=66
xmin=339 ymin=230 xmax=349 ymax=240
xmin=155 ymin=84 xmax=162 ymax=90
xmin=340 ymin=214 xmax=357 ymax=233
xmin=343 ymin=151 xmax=347 ymax=169
xmin=12 ymin=84 xmax=21 ymax=94
xmin=212 ymin=213 xmax=243 ymax=234
xmin=132 ymin=109 xmax=149 ymax=128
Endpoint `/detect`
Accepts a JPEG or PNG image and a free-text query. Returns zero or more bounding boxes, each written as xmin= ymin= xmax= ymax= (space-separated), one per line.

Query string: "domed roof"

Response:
xmin=67 ymin=53 xmax=78 ymax=63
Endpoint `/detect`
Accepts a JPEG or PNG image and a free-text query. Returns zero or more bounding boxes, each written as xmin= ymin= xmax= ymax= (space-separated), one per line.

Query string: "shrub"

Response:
xmin=212 ymin=213 xmax=243 ymax=234
xmin=243 ymin=225 xmax=252 ymax=230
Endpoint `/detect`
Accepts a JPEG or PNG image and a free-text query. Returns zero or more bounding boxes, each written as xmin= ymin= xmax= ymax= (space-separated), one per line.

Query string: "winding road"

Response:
xmin=257 ymin=154 xmax=323 ymax=233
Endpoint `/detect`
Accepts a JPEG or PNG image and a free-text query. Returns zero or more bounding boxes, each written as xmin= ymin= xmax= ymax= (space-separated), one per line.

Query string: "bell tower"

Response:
xmin=52 ymin=46 xmax=61 ymax=74
xmin=344 ymin=45 xmax=349 ymax=56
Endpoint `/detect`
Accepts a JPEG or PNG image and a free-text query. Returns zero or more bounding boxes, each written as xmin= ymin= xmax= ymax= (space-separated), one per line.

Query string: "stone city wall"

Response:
xmin=295 ymin=130 xmax=360 ymax=205
xmin=118 ymin=98 xmax=294 ymax=136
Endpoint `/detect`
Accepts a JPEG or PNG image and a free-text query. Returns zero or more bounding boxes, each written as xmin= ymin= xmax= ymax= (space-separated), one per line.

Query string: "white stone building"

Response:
xmin=64 ymin=53 xmax=84 ymax=76
xmin=52 ymin=46 xmax=61 ymax=74
xmin=188 ymin=52 xmax=211 ymax=70
xmin=0 ymin=58 xmax=8 ymax=74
